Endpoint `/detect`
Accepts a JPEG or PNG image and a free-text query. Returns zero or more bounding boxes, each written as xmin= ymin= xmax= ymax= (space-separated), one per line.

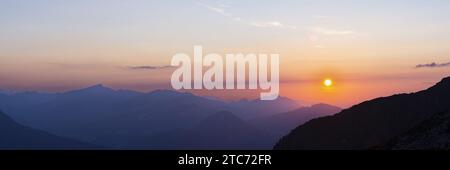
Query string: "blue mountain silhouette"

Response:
xmin=0 ymin=110 xmax=97 ymax=149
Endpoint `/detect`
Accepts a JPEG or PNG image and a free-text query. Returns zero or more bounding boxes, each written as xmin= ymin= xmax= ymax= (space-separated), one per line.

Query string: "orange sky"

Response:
xmin=1 ymin=1 xmax=450 ymax=108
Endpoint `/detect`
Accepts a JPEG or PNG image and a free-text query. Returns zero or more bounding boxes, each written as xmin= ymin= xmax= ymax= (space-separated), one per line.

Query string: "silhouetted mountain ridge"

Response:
xmin=251 ymin=103 xmax=341 ymax=137
xmin=147 ymin=111 xmax=273 ymax=149
xmin=0 ymin=110 xmax=97 ymax=149
xmin=0 ymin=85 xmax=308 ymax=148
xmin=275 ymin=76 xmax=450 ymax=150
xmin=228 ymin=96 xmax=301 ymax=119
xmin=0 ymin=81 xmax=386 ymax=150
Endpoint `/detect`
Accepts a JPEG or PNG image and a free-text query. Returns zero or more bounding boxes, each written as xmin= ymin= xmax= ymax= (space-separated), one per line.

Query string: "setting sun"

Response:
xmin=324 ymin=79 xmax=333 ymax=87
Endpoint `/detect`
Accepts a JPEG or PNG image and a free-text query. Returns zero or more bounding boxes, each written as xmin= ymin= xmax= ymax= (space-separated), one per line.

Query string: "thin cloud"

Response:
xmin=250 ymin=21 xmax=297 ymax=29
xmin=197 ymin=2 xmax=296 ymax=30
xmin=251 ymin=21 xmax=282 ymax=28
xmin=197 ymin=2 xmax=232 ymax=17
xmin=415 ymin=62 xmax=450 ymax=68
xmin=127 ymin=65 xmax=175 ymax=70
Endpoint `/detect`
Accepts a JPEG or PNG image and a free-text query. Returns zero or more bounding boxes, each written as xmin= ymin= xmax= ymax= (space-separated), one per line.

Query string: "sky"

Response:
xmin=1 ymin=0 xmax=450 ymax=107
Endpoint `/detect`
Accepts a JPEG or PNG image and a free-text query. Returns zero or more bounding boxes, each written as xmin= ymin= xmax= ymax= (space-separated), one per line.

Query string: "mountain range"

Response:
xmin=6 ymin=76 xmax=449 ymax=150
xmin=0 ymin=85 xmax=339 ymax=149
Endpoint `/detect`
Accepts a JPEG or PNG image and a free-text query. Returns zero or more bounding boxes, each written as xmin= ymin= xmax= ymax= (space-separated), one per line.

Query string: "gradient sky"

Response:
xmin=1 ymin=0 xmax=450 ymax=107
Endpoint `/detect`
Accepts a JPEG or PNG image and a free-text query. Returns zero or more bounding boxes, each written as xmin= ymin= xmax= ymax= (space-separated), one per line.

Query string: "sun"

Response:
xmin=323 ymin=78 xmax=333 ymax=87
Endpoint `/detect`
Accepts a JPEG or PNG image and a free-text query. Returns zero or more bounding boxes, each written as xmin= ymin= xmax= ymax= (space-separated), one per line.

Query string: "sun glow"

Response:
xmin=324 ymin=79 xmax=333 ymax=87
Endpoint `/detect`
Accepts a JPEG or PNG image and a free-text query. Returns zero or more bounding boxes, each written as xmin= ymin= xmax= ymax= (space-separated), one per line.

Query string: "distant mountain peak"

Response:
xmin=311 ymin=103 xmax=331 ymax=107
xmin=231 ymin=96 xmax=298 ymax=104
xmin=310 ymin=103 xmax=341 ymax=109
xmin=86 ymin=84 xmax=107 ymax=90
xmin=65 ymin=84 xmax=115 ymax=95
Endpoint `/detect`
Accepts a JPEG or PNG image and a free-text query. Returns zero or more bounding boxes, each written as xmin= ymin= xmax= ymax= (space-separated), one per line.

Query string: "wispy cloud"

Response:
xmin=307 ymin=27 xmax=359 ymax=48
xmin=415 ymin=62 xmax=450 ymax=68
xmin=250 ymin=21 xmax=297 ymax=29
xmin=197 ymin=2 xmax=296 ymax=30
xmin=127 ymin=65 xmax=175 ymax=70
xmin=197 ymin=2 xmax=232 ymax=17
